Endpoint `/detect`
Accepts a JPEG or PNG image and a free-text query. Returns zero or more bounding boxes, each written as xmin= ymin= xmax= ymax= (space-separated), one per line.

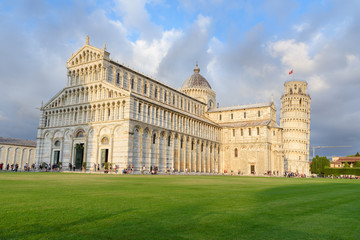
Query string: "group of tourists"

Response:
xmin=0 ymin=163 xmax=19 ymax=171
xmin=0 ymin=162 xmax=60 ymax=172
xmin=122 ymin=164 xmax=134 ymax=174
xmin=265 ymin=170 xmax=280 ymax=176
xmin=0 ymin=163 xmax=35 ymax=172
xmin=284 ymin=171 xmax=307 ymax=178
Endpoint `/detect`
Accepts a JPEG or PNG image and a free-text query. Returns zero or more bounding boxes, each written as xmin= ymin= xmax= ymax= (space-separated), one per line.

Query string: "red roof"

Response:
xmin=334 ymin=157 xmax=360 ymax=163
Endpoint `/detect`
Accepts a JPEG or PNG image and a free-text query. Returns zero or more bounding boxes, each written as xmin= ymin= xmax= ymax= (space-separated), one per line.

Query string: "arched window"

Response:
xmin=144 ymin=83 xmax=147 ymax=94
xmin=54 ymin=140 xmax=60 ymax=147
xmin=167 ymin=136 xmax=171 ymax=146
xmin=290 ymin=88 xmax=293 ymax=94
xmin=234 ymin=148 xmax=238 ymax=157
xmin=131 ymin=77 xmax=134 ymax=89
xmin=75 ymin=130 xmax=84 ymax=138
xmin=116 ymin=73 xmax=120 ymax=84
xmin=101 ymin=137 xmax=109 ymax=145
xmin=152 ymin=134 xmax=156 ymax=144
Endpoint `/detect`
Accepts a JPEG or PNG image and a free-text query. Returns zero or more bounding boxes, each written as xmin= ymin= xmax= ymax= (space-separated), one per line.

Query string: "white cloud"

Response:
xmin=308 ymin=75 xmax=329 ymax=92
xmin=0 ymin=112 xmax=8 ymax=122
xmin=268 ymin=39 xmax=314 ymax=73
xmin=293 ymin=23 xmax=309 ymax=32
xmin=130 ymin=28 xmax=183 ymax=76
xmin=113 ymin=0 xmax=162 ymax=40
xmin=196 ymin=14 xmax=211 ymax=33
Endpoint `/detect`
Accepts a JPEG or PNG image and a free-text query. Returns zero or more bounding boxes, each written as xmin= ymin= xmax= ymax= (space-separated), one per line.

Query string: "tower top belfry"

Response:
xmin=284 ymin=80 xmax=308 ymax=95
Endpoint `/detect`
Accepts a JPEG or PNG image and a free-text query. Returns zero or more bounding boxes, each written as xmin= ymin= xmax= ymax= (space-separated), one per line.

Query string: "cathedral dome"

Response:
xmin=181 ymin=64 xmax=212 ymax=89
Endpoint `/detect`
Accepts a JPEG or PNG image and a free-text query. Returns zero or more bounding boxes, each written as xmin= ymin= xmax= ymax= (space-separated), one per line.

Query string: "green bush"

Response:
xmin=311 ymin=156 xmax=330 ymax=175
xmin=324 ymin=167 xmax=360 ymax=176
xmin=105 ymin=162 xmax=110 ymax=170
xmin=353 ymin=161 xmax=360 ymax=168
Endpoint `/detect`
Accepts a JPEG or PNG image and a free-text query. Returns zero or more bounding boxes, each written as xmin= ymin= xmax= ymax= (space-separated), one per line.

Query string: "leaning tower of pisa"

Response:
xmin=280 ymin=80 xmax=311 ymax=175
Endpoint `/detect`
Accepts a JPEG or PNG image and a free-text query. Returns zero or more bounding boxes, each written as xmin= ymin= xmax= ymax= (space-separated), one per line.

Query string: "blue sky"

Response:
xmin=0 ymin=0 xmax=359 ymax=158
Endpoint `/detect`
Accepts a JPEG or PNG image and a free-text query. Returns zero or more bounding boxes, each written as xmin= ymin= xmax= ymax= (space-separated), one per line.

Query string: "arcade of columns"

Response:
xmin=0 ymin=145 xmax=36 ymax=169
xmin=131 ymin=126 xmax=220 ymax=173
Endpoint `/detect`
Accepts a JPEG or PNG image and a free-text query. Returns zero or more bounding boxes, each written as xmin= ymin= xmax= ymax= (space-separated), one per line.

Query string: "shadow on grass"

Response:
xmin=2 ymin=209 xmax=136 ymax=240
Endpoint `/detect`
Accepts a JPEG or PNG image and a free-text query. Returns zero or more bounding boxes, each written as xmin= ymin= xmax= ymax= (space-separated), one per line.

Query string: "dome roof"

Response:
xmin=181 ymin=64 xmax=212 ymax=89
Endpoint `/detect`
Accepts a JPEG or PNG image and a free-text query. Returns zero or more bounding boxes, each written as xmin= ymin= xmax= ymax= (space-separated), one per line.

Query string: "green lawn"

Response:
xmin=0 ymin=173 xmax=359 ymax=240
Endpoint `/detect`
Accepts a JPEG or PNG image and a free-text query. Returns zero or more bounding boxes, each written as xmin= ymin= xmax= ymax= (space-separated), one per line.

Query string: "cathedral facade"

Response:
xmin=35 ymin=38 xmax=310 ymax=175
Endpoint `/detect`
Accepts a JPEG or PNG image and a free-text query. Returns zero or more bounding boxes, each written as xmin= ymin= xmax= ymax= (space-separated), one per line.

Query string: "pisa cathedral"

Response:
xmin=35 ymin=37 xmax=311 ymax=175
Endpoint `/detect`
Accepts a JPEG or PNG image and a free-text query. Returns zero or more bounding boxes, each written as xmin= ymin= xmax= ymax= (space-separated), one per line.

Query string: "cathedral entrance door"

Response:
xmin=74 ymin=143 xmax=84 ymax=169
xmin=101 ymin=149 xmax=109 ymax=168
xmin=53 ymin=151 xmax=60 ymax=165
xmin=251 ymin=165 xmax=255 ymax=174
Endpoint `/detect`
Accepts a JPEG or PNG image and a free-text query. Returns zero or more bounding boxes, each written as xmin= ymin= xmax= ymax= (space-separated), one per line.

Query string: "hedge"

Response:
xmin=324 ymin=167 xmax=360 ymax=176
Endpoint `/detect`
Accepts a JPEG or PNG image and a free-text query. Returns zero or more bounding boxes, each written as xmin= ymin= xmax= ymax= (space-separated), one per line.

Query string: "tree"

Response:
xmin=82 ymin=162 xmax=87 ymax=171
xmin=347 ymin=152 xmax=360 ymax=157
xmin=343 ymin=162 xmax=350 ymax=168
xmin=353 ymin=161 xmax=360 ymax=168
xmin=311 ymin=155 xmax=330 ymax=176
xmin=104 ymin=162 xmax=110 ymax=173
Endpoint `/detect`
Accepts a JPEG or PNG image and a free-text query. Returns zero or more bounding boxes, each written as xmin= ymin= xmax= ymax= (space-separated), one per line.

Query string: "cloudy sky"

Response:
xmin=0 ymin=0 xmax=359 ymax=158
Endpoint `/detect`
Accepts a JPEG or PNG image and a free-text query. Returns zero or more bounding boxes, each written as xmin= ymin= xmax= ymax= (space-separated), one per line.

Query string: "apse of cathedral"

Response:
xmin=35 ymin=37 xmax=311 ymax=175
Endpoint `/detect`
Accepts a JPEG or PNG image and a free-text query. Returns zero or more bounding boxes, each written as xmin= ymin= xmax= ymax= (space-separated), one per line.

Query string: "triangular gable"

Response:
xmin=66 ymin=44 xmax=110 ymax=68
xmin=42 ymin=81 xmax=130 ymax=110
xmin=42 ymin=88 xmax=67 ymax=109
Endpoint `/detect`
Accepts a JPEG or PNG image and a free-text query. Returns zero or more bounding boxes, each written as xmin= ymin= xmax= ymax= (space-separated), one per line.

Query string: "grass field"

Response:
xmin=0 ymin=173 xmax=359 ymax=240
